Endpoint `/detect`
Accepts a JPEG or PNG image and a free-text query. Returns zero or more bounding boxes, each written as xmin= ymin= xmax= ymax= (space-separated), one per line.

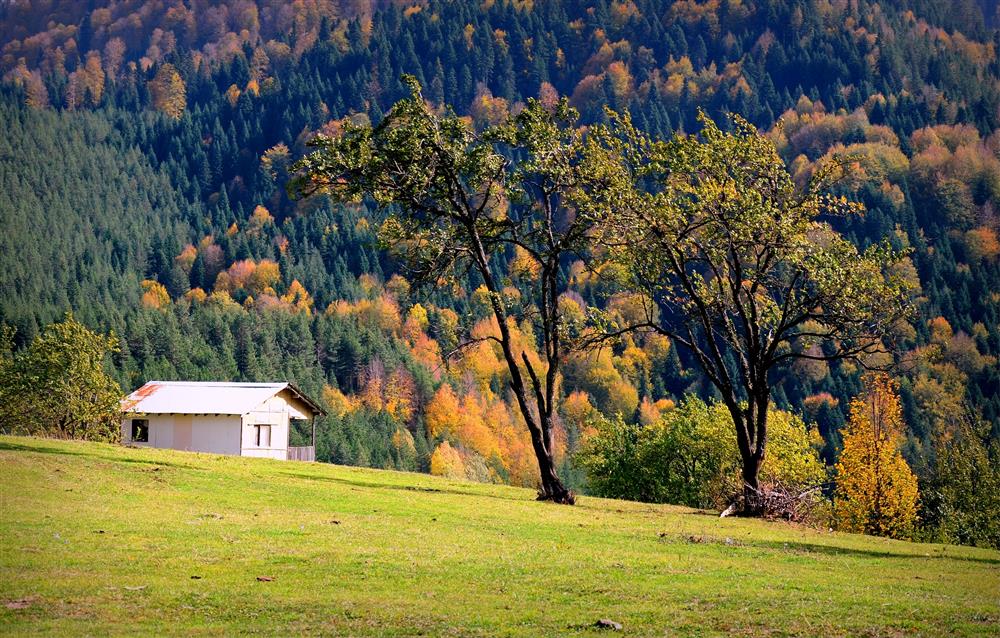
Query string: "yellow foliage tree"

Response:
xmin=225 ymin=83 xmax=241 ymax=107
xmin=562 ymin=390 xmax=598 ymax=438
xmin=184 ymin=287 xmax=207 ymax=304
xmin=965 ymin=227 xmax=1000 ymax=262
xmin=835 ymin=373 xmax=920 ymax=539
xmin=150 ymin=63 xmax=186 ymax=119
xmin=250 ymin=204 xmax=273 ymax=229
xmin=430 ymin=441 xmax=466 ymax=479
xmin=402 ymin=303 xmax=429 ymax=340
xmin=510 ymin=245 xmax=541 ymax=280
xmin=425 ymin=384 xmax=462 ymax=438
xmin=457 ymin=393 xmax=500 ymax=460
xmin=281 ymin=280 xmax=313 ymax=314
xmin=322 ymin=385 xmax=359 ymax=418
xmin=81 ymin=51 xmax=105 ymax=105
xmin=384 ymin=368 xmax=416 ymax=423
xmin=175 ymin=244 xmax=197 ymax=273
xmin=250 ymin=259 xmax=281 ymax=295
xmin=140 ymin=279 xmax=170 ymax=309
xmin=606 ymin=378 xmax=639 ymax=418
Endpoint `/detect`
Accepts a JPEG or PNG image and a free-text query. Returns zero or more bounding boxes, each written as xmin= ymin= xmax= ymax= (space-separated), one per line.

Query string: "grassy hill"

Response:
xmin=0 ymin=437 xmax=996 ymax=637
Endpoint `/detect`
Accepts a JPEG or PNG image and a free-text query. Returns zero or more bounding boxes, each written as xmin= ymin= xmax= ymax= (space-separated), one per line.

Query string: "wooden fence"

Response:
xmin=287 ymin=446 xmax=315 ymax=461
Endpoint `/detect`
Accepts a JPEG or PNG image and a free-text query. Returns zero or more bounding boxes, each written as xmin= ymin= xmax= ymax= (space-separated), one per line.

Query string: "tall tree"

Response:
xmin=149 ymin=63 xmax=186 ymax=119
xmin=924 ymin=406 xmax=1000 ymax=549
xmin=598 ymin=111 xmax=913 ymax=513
xmin=292 ymin=78 xmax=614 ymax=503
xmin=834 ymin=373 xmax=920 ymax=539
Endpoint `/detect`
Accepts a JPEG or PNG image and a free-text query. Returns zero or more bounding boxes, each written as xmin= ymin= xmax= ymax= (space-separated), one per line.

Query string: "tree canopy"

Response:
xmin=0 ymin=314 xmax=122 ymax=441
xmin=293 ymin=78 xmax=626 ymax=503
xmin=594 ymin=111 xmax=914 ymax=511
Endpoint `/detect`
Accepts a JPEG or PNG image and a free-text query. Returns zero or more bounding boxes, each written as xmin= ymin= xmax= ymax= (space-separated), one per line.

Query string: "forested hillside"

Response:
xmin=1 ymin=0 xmax=998 ymax=510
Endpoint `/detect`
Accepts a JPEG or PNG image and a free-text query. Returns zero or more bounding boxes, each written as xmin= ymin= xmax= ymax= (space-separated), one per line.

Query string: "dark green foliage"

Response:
xmin=0 ymin=94 xmax=187 ymax=341
xmin=923 ymin=410 xmax=1000 ymax=548
xmin=0 ymin=0 xmax=998 ymax=529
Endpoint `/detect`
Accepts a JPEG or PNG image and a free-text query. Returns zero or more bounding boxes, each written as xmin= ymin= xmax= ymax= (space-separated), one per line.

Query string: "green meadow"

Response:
xmin=1 ymin=436 xmax=996 ymax=637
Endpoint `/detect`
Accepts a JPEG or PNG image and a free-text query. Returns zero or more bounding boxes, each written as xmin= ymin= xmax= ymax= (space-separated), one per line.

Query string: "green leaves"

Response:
xmin=292 ymin=83 xmax=915 ymax=503
xmin=602 ymin=108 xmax=912 ymax=371
xmin=0 ymin=314 xmax=123 ymax=442
xmin=291 ymin=76 xmax=511 ymax=284
xmin=578 ymin=398 xmax=824 ymax=508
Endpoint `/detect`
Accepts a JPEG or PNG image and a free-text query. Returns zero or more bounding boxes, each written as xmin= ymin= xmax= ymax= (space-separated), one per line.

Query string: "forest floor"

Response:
xmin=0 ymin=435 xmax=997 ymax=637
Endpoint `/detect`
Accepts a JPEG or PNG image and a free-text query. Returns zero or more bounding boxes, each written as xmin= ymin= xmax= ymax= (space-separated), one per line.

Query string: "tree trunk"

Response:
xmin=726 ymin=393 xmax=768 ymax=516
xmin=528 ymin=414 xmax=574 ymax=504
xmin=738 ymin=393 xmax=769 ymax=516
xmin=535 ymin=441 xmax=575 ymax=504
xmin=468 ymin=227 xmax=574 ymax=505
xmin=741 ymin=457 xmax=764 ymax=516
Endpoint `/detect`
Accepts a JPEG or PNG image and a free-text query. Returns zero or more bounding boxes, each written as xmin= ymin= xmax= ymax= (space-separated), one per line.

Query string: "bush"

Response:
xmin=577 ymin=397 xmax=826 ymax=513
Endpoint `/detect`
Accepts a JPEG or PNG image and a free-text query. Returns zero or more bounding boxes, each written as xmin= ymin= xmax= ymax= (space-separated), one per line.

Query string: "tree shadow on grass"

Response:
xmin=0 ymin=439 xmax=204 ymax=471
xmin=277 ymin=470 xmax=528 ymax=503
xmin=743 ymin=538 xmax=1000 ymax=565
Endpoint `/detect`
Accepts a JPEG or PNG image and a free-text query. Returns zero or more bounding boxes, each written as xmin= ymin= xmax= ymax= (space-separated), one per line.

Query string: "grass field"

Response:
xmin=0 ymin=436 xmax=997 ymax=636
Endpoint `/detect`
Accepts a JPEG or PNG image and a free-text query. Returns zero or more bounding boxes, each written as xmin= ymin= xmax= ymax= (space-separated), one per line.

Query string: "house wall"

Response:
xmin=121 ymin=415 xmax=242 ymax=455
xmin=241 ymin=390 xmax=311 ymax=460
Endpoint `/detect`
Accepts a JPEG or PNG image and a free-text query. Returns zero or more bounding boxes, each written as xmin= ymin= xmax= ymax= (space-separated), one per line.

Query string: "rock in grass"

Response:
xmin=5 ymin=597 xmax=36 ymax=610
xmin=594 ymin=619 xmax=622 ymax=631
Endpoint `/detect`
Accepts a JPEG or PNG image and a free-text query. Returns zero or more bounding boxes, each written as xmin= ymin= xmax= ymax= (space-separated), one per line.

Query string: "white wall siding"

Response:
xmin=240 ymin=391 xmax=301 ymax=460
xmin=189 ymin=416 xmax=243 ymax=455
xmin=121 ymin=415 xmax=241 ymax=456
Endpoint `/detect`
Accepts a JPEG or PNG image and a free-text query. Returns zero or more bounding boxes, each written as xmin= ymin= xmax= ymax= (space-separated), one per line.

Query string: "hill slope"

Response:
xmin=0 ymin=437 xmax=996 ymax=636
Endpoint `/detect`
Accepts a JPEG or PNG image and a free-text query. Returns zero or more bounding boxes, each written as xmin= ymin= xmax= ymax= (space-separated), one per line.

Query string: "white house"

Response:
xmin=121 ymin=381 xmax=326 ymax=461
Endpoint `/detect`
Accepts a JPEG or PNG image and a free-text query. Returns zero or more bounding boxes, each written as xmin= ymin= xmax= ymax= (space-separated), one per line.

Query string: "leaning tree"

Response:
xmin=291 ymin=78 xmax=620 ymax=503
xmin=597 ymin=111 xmax=914 ymax=513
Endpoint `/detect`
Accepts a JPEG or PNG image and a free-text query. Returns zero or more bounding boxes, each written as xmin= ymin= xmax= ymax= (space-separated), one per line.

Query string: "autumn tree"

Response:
xmin=141 ymin=279 xmax=170 ymax=308
xmin=24 ymin=71 xmax=49 ymax=109
xmin=292 ymin=78 xmax=616 ymax=503
xmin=149 ymin=63 xmax=186 ymax=119
xmin=834 ymin=374 xmax=919 ymax=539
xmin=599 ymin=111 xmax=913 ymax=514
xmin=430 ymin=440 xmax=466 ymax=479
xmin=0 ymin=314 xmax=122 ymax=441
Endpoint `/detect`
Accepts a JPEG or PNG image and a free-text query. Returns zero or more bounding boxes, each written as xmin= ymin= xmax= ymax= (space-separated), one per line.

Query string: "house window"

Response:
xmin=254 ymin=424 xmax=272 ymax=448
xmin=131 ymin=419 xmax=149 ymax=443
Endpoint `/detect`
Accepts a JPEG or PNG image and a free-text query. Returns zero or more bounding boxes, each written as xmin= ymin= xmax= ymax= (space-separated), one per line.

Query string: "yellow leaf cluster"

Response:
xmin=140 ymin=279 xmax=170 ymax=309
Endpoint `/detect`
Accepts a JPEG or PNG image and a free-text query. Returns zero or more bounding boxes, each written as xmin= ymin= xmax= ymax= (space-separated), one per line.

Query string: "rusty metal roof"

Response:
xmin=122 ymin=381 xmax=326 ymax=416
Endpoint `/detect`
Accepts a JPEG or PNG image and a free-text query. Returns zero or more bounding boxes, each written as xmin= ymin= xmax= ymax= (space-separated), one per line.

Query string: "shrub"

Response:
xmin=577 ymin=397 xmax=825 ymax=513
